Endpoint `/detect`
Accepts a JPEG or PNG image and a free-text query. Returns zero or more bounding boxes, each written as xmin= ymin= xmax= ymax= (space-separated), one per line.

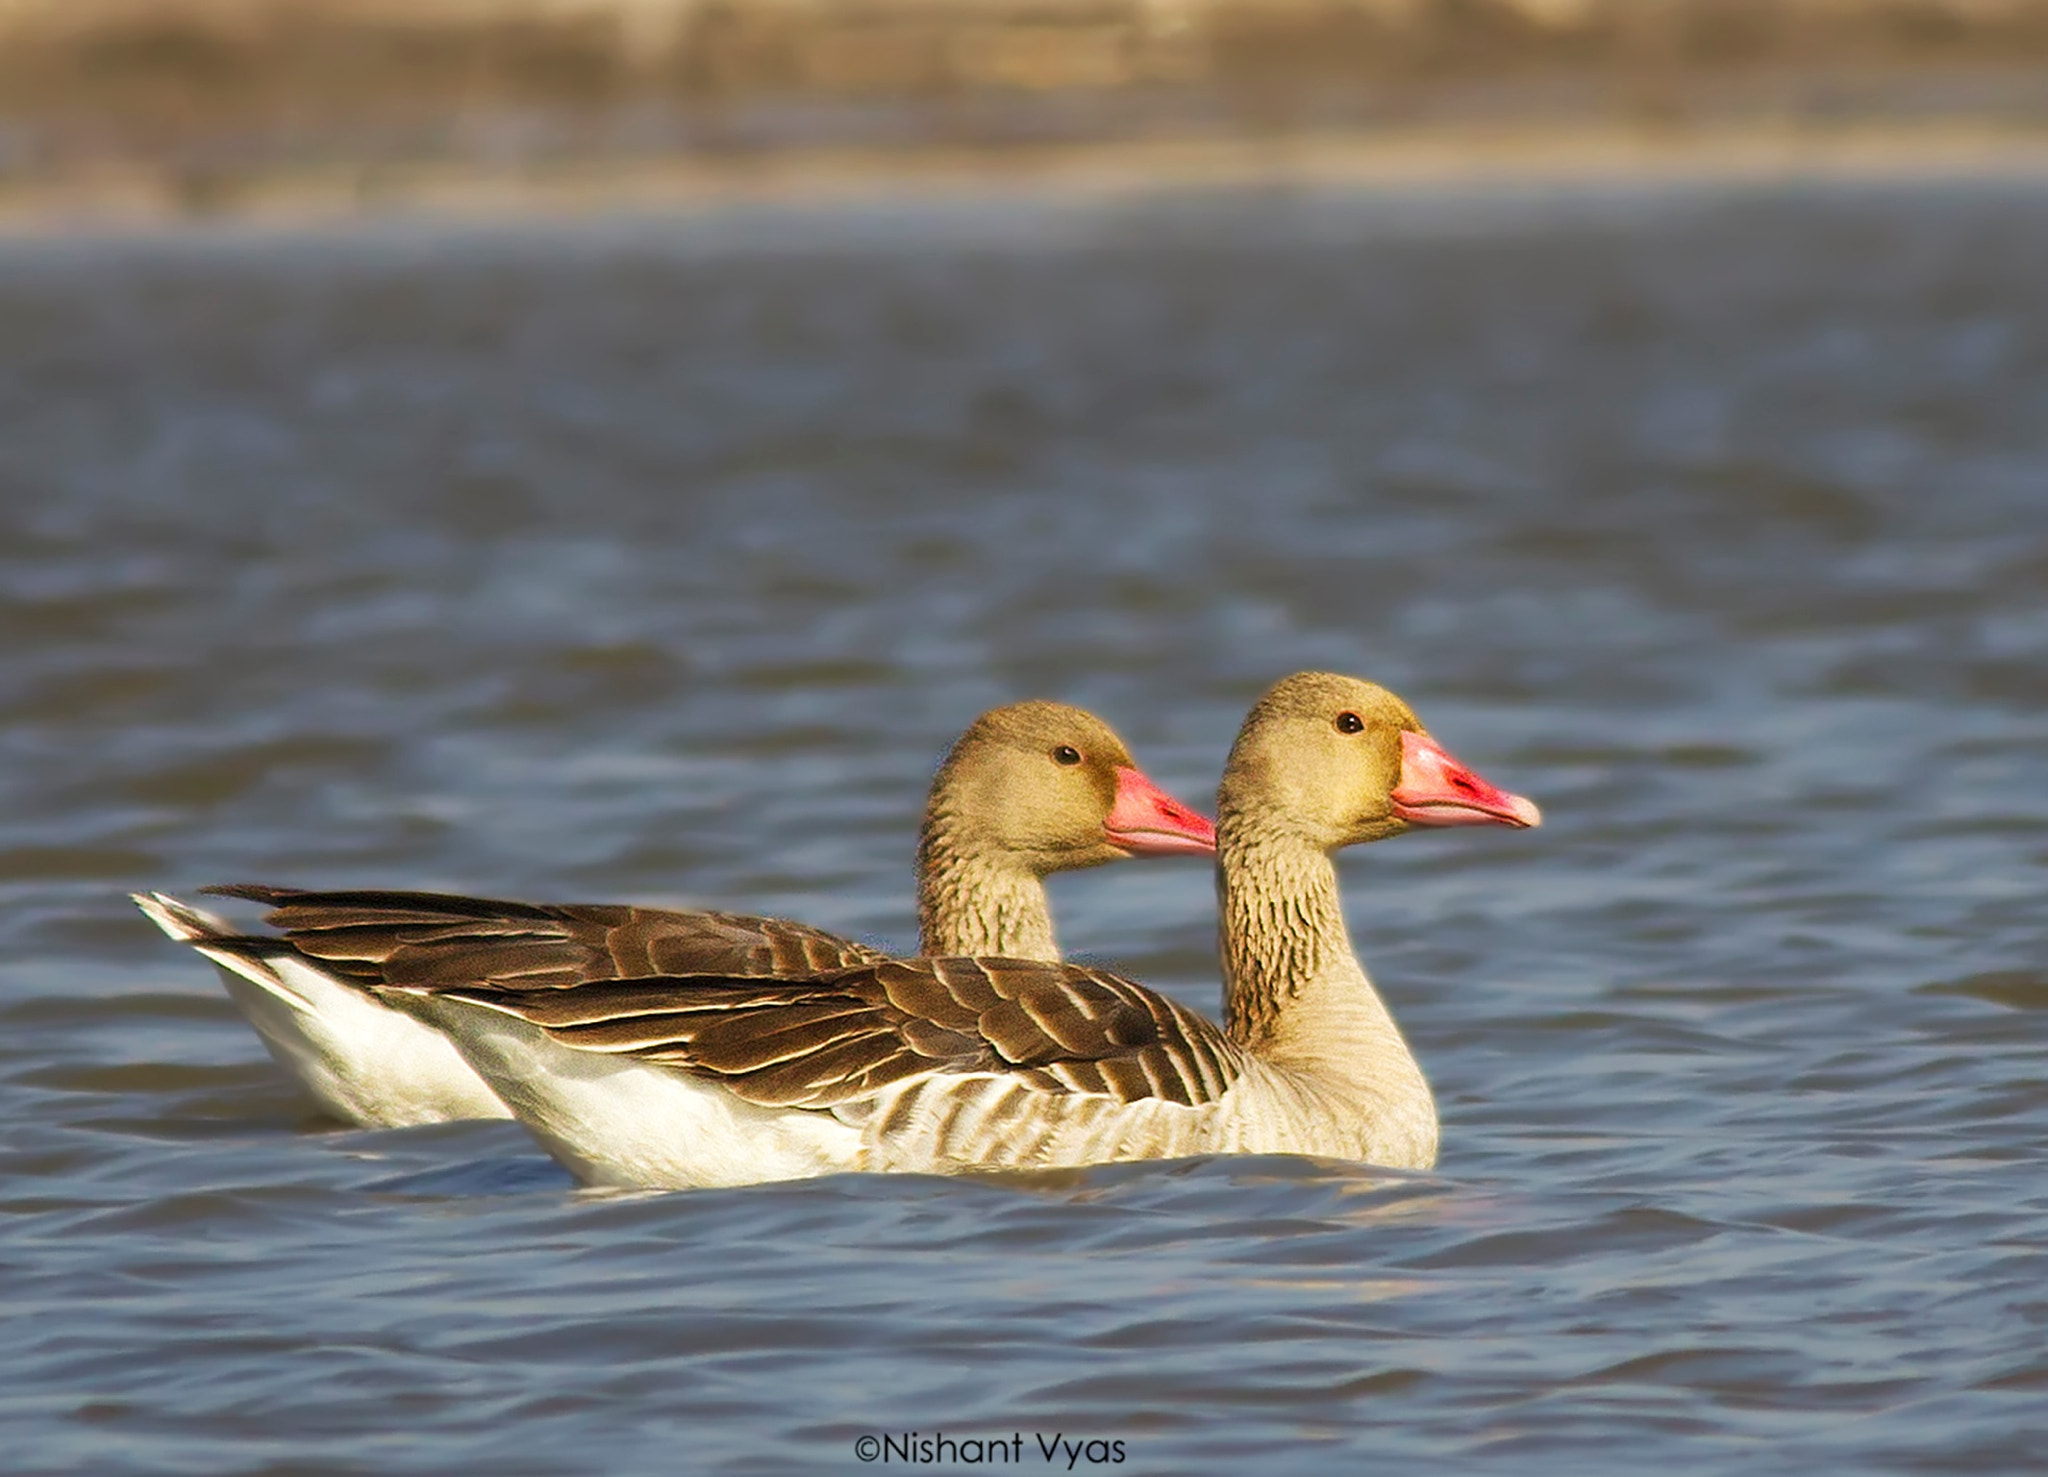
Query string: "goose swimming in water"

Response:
xmin=363 ymin=672 xmax=1538 ymax=1186
xmin=134 ymin=702 xmax=1215 ymax=1128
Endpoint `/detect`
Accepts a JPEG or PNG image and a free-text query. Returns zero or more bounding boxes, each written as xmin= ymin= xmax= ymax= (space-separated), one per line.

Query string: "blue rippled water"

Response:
xmin=2 ymin=176 xmax=2046 ymax=1474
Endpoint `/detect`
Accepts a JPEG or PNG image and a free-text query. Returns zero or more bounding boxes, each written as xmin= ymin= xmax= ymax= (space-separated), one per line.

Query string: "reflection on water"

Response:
xmin=2 ymin=178 xmax=2047 ymax=1474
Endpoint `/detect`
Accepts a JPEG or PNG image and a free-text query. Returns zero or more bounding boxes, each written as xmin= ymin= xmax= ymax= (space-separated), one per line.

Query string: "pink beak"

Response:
xmin=1390 ymin=731 xmax=1543 ymax=830
xmin=1104 ymin=766 xmax=1219 ymax=857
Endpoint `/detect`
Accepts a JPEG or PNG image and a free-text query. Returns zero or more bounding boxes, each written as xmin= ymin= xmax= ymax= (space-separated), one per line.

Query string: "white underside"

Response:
xmin=413 ymin=996 xmax=1437 ymax=1190
xmin=414 ymin=1000 xmax=864 ymax=1188
xmin=136 ymin=893 xmax=510 ymax=1127
xmin=218 ymin=957 xmax=512 ymax=1127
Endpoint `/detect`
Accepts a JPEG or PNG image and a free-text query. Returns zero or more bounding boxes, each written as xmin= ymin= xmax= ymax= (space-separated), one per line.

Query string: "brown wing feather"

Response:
xmin=429 ymin=956 xmax=1248 ymax=1112
xmin=200 ymin=883 xmax=887 ymax=993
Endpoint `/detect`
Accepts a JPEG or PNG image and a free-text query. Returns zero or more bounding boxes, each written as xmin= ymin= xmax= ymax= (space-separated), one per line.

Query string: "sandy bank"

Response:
xmin=3 ymin=117 xmax=2044 ymax=236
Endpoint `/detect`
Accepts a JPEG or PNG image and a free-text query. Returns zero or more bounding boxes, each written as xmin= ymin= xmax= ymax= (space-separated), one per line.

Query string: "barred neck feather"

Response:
xmin=916 ymin=830 xmax=1059 ymax=962
xmin=1216 ymin=817 xmax=1433 ymax=1147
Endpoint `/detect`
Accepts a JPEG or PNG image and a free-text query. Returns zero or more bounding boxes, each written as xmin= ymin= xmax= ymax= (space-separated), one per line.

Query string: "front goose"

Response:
xmin=134 ymin=702 xmax=1214 ymax=1128
xmin=378 ymin=672 xmax=1539 ymax=1187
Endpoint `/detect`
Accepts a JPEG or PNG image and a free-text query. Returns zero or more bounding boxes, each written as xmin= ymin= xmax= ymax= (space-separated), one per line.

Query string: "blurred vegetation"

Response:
xmin=1 ymin=0 xmax=2045 ymax=196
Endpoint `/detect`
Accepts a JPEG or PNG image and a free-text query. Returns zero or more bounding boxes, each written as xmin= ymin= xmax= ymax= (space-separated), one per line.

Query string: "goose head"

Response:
xmin=1220 ymin=672 xmax=1540 ymax=852
xmin=924 ymin=701 xmax=1216 ymax=874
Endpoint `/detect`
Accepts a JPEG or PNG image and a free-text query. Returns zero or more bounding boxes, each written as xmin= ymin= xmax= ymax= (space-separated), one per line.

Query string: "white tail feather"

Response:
xmin=131 ymin=891 xmax=315 ymax=1013
xmin=132 ymin=889 xmax=508 ymax=1124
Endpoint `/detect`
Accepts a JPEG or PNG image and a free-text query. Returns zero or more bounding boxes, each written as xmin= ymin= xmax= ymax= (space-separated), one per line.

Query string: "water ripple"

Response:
xmin=1 ymin=179 xmax=2045 ymax=1474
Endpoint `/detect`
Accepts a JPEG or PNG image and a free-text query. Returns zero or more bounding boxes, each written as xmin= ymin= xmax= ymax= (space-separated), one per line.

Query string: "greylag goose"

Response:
xmin=370 ymin=672 xmax=1538 ymax=1186
xmin=133 ymin=702 xmax=1215 ymax=1128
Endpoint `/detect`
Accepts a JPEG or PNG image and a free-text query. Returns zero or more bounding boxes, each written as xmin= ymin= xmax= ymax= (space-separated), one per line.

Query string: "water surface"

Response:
xmin=3 ymin=178 xmax=2047 ymax=1474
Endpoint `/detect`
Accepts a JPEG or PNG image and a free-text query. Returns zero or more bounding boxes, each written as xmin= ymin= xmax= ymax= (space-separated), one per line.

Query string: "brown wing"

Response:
xmin=427 ymin=956 xmax=1248 ymax=1112
xmin=200 ymin=883 xmax=888 ymax=993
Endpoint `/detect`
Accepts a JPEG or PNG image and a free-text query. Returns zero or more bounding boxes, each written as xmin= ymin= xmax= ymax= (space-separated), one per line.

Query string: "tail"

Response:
xmin=131 ymin=891 xmax=316 ymax=1013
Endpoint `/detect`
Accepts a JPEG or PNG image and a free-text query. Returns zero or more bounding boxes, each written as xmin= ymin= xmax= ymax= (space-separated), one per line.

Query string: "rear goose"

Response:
xmin=134 ymin=702 xmax=1214 ymax=1128
xmin=378 ymin=671 xmax=1539 ymax=1187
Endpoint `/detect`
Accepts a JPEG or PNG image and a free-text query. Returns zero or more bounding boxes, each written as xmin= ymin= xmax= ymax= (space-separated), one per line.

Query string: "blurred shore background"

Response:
xmin=3 ymin=0 xmax=2046 ymax=224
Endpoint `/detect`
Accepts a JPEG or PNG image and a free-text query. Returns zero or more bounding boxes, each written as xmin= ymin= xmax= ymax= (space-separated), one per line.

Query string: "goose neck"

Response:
xmin=916 ymin=828 xmax=1060 ymax=962
xmin=1215 ymin=828 xmax=1427 ymax=1111
xmin=1216 ymin=832 xmax=1351 ymax=1048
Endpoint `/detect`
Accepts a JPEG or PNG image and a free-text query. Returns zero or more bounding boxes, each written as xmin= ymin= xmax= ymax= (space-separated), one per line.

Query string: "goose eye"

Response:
xmin=1052 ymin=745 xmax=1083 ymax=766
xmin=1334 ymin=712 xmax=1365 ymax=735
